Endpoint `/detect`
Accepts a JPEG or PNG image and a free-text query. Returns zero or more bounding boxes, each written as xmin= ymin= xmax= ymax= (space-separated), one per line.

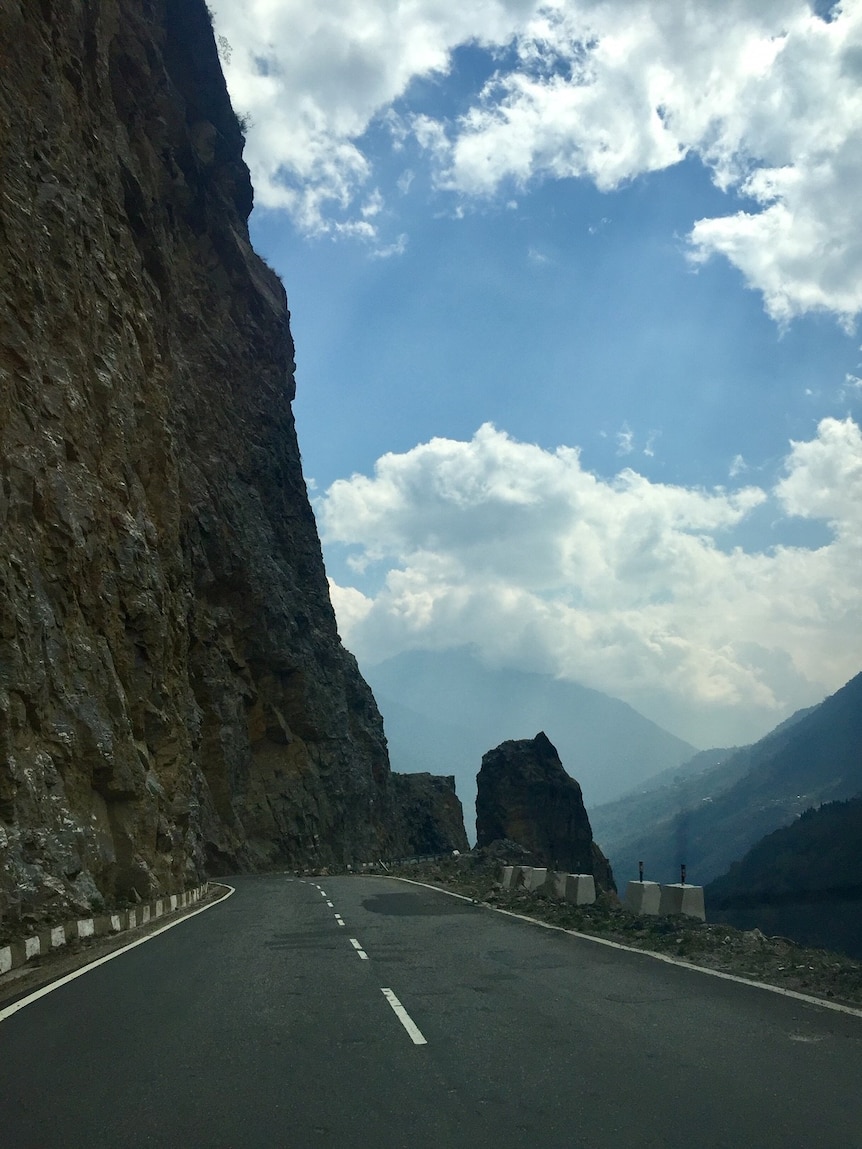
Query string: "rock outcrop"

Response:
xmin=0 ymin=0 xmax=461 ymax=924
xmin=475 ymin=733 xmax=615 ymax=891
xmin=391 ymin=773 xmax=469 ymax=857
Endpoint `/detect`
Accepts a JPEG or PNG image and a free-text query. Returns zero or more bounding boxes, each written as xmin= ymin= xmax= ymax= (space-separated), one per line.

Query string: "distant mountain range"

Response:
xmin=590 ymin=670 xmax=862 ymax=889
xmin=363 ymin=647 xmax=698 ymax=839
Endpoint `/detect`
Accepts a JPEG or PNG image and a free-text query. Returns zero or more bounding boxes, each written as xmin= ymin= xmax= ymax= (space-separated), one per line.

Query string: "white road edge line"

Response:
xmin=381 ymin=988 xmax=427 ymax=1045
xmin=0 ymin=885 xmax=236 ymax=1026
xmin=387 ymin=875 xmax=862 ymax=1022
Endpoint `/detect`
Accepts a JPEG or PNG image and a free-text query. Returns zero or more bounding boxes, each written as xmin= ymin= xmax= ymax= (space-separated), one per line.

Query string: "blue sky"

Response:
xmin=211 ymin=0 xmax=862 ymax=747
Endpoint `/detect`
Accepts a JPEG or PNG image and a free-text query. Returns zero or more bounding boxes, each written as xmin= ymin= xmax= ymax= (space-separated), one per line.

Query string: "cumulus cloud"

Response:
xmin=319 ymin=419 xmax=862 ymax=743
xmin=443 ymin=1 xmax=862 ymax=324
xmin=208 ymin=0 xmax=539 ymax=234
xmin=210 ymin=0 xmax=862 ymax=320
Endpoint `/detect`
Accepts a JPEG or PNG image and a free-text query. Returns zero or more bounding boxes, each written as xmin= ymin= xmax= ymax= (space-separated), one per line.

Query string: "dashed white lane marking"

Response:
xmin=335 ymin=915 xmax=345 ymax=926
xmin=319 ymin=890 xmax=327 ymax=897
xmin=326 ymin=901 xmax=334 ymax=907
xmin=0 ymin=886 xmax=236 ymax=1026
xmin=381 ymin=988 xmax=427 ymax=1046
xmin=349 ymin=937 xmax=369 ymax=960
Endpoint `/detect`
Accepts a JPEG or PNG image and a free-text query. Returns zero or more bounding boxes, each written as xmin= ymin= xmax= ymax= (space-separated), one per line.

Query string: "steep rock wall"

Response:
xmin=391 ymin=773 xmax=470 ymax=857
xmin=0 ymin=0 xmax=407 ymax=922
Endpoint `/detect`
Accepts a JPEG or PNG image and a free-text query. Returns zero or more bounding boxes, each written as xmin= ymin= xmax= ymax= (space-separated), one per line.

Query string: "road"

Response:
xmin=1 ymin=873 xmax=861 ymax=1148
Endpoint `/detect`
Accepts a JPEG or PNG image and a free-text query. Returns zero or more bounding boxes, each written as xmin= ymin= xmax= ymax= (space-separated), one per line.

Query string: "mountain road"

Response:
xmin=1 ymin=873 xmax=860 ymax=1147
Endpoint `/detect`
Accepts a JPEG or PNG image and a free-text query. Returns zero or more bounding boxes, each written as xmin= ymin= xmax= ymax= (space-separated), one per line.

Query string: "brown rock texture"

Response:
xmin=475 ymin=732 xmax=615 ymax=891
xmin=0 ymin=0 xmax=419 ymax=923
xmin=391 ymin=773 xmax=469 ymax=857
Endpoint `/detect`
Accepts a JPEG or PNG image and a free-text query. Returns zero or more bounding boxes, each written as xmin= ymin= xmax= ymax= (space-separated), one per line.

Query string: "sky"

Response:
xmin=209 ymin=0 xmax=862 ymax=748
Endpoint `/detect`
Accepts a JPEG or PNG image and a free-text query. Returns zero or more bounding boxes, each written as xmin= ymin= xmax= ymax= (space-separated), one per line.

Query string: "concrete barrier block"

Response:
xmin=552 ymin=871 xmax=568 ymax=898
xmin=169 ymin=895 xmax=178 ymax=912
xmin=25 ymin=936 xmax=41 ymax=960
xmin=155 ymin=899 xmax=164 ymax=918
xmin=562 ymin=874 xmax=596 ymax=905
xmin=525 ymin=867 xmax=548 ymax=892
xmin=511 ymin=866 xmax=531 ymax=889
xmin=141 ymin=906 xmax=151 ymax=924
xmin=659 ymin=883 xmax=706 ymax=921
xmin=625 ymin=881 xmax=661 ymax=916
xmin=76 ymin=918 xmax=95 ymax=939
xmin=0 ymin=946 xmax=11 ymax=975
xmin=50 ymin=925 xmax=66 ymax=949
xmin=500 ymin=865 xmax=515 ymax=888
xmin=8 ymin=939 xmax=28 ymax=968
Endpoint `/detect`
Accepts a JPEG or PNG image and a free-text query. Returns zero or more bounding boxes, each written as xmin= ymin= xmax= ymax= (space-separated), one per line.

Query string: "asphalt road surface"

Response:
xmin=1 ymin=873 xmax=861 ymax=1148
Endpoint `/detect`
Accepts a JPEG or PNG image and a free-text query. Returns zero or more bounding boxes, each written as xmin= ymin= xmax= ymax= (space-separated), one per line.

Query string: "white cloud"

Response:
xmin=442 ymin=1 xmax=862 ymax=324
xmin=327 ymin=579 xmax=373 ymax=634
xmin=775 ymin=415 xmax=862 ymax=528
xmin=318 ymin=419 xmax=862 ymax=744
xmin=208 ymin=0 xmax=541 ymax=235
xmin=616 ymin=424 xmax=634 ymax=456
xmin=211 ymin=0 xmax=862 ymax=320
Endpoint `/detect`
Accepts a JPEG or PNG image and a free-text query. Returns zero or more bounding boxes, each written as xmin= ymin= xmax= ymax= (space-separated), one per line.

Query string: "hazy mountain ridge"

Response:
xmin=706 ymin=796 xmax=862 ymax=958
xmin=365 ymin=647 xmax=698 ymax=837
xmin=708 ymin=797 xmax=862 ymax=905
xmin=592 ymin=673 xmax=862 ymax=888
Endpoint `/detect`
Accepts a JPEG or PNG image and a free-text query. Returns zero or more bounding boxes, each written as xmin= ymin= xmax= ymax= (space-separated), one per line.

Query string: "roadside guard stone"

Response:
xmin=625 ymin=880 xmax=661 ymax=916
xmin=525 ymin=867 xmax=548 ymax=892
xmin=560 ymin=874 xmax=596 ymax=905
xmin=658 ymin=883 xmax=706 ymax=921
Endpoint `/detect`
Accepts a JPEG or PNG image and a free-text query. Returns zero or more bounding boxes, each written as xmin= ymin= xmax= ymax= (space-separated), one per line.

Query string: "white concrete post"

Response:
xmin=659 ymin=883 xmax=706 ymax=921
xmin=625 ymin=881 xmax=661 ymax=915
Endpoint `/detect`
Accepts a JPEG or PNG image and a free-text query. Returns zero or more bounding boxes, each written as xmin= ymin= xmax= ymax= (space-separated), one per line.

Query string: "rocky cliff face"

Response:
xmin=0 ymin=0 xmax=428 ymax=923
xmin=391 ymin=773 xmax=469 ymax=857
xmin=475 ymin=733 xmax=615 ymax=890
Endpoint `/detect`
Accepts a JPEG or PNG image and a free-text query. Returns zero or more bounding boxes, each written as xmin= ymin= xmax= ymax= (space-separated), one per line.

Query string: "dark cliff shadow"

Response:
xmin=361 ymin=892 xmax=478 ymax=917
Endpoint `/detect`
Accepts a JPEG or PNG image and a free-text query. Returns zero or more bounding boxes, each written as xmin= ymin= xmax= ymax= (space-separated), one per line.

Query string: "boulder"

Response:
xmin=476 ymin=732 xmax=615 ymax=891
